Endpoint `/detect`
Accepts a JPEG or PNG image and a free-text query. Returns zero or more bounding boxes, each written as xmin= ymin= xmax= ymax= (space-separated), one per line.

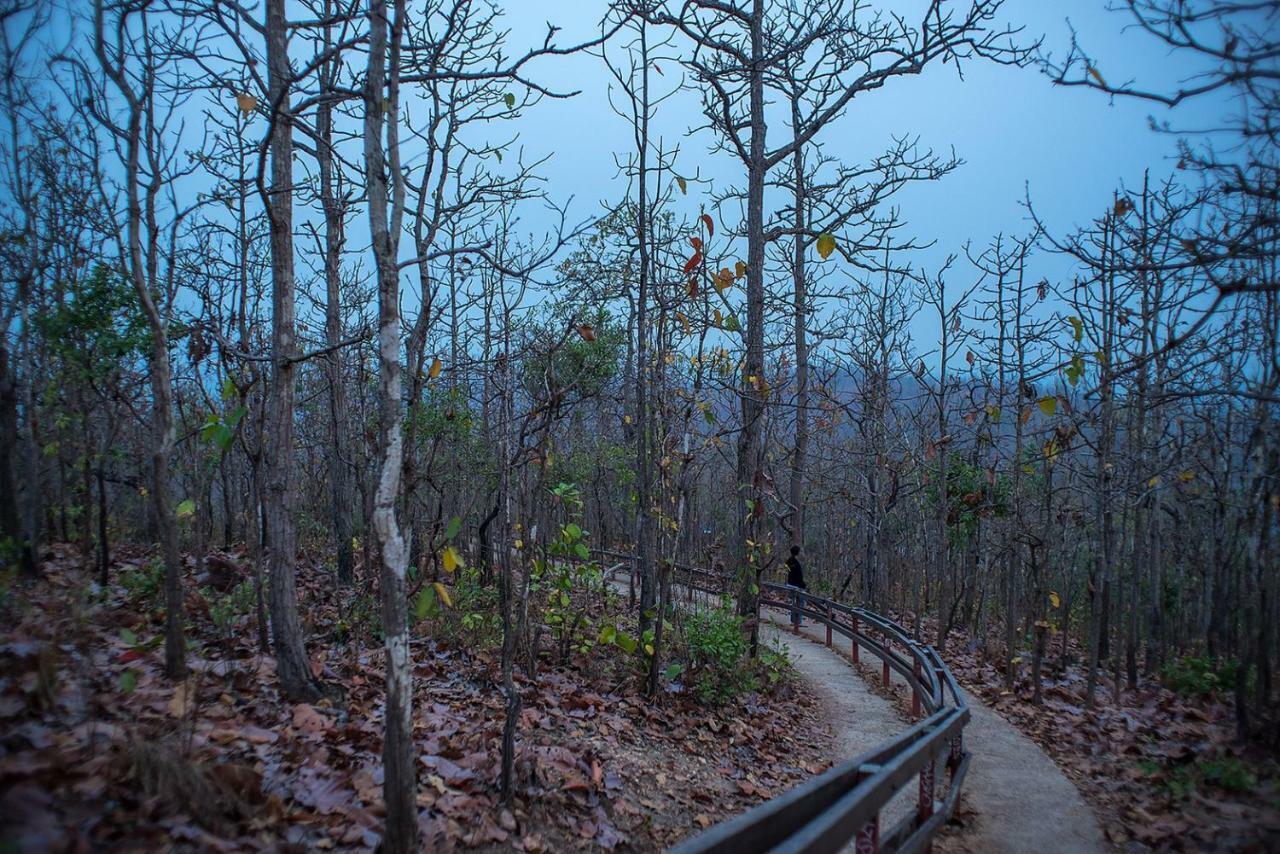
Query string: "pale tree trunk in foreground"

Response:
xmin=365 ymin=0 xmax=416 ymax=848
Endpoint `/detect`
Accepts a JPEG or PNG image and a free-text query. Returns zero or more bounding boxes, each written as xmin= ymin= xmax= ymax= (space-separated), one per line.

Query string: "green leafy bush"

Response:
xmin=681 ymin=606 xmax=755 ymax=705
xmin=1160 ymin=655 xmax=1237 ymax=697
xmin=121 ymin=558 xmax=164 ymax=604
xmin=1197 ymin=758 xmax=1257 ymax=793
xmin=431 ymin=567 xmax=502 ymax=649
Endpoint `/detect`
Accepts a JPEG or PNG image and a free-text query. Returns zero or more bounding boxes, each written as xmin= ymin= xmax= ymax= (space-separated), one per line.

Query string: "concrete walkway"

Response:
xmin=761 ymin=606 xmax=1107 ymax=853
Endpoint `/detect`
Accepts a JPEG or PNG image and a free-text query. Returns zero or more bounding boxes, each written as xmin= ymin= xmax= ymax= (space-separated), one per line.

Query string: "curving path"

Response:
xmin=761 ymin=607 xmax=1107 ymax=853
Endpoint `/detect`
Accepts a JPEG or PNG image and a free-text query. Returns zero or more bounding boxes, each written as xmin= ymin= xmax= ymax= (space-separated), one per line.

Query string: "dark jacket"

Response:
xmin=785 ymin=556 xmax=806 ymax=589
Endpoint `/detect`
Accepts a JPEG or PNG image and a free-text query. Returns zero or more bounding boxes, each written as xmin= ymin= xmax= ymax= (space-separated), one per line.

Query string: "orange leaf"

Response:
xmin=576 ymin=324 xmax=596 ymax=342
xmin=683 ymin=252 xmax=703 ymax=275
xmin=700 ymin=213 xmax=714 ymax=238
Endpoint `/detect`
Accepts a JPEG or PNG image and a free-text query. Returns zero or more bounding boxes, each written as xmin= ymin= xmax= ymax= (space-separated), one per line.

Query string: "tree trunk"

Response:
xmin=316 ymin=49 xmax=355 ymax=587
xmin=263 ymin=0 xmax=323 ymax=703
xmin=365 ymin=0 xmax=416 ymax=847
xmin=734 ymin=0 xmax=767 ymax=656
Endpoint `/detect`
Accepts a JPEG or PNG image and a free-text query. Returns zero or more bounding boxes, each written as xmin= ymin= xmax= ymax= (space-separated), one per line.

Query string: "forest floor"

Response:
xmin=884 ymin=613 xmax=1280 ymax=852
xmin=0 ymin=544 xmax=834 ymax=852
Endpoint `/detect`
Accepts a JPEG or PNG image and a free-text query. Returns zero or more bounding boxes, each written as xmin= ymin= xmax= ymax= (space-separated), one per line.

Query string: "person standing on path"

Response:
xmin=785 ymin=545 xmax=807 ymax=629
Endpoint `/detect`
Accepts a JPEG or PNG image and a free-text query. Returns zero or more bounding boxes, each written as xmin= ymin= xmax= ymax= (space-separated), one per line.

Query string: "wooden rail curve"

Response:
xmin=592 ymin=549 xmax=971 ymax=854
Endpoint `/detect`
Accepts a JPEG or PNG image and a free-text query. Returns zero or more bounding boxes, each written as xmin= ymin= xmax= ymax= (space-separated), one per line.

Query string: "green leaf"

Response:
xmin=615 ymin=630 xmax=637 ymax=655
xmin=175 ymin=499 xmax=195 ymax=519
xmin=1065 ymin=354 xmax=1086 ymax=387
xmin=564 ymin=522 xmax=582 ymax=540
xmin=816 ymin=232 xmax=837 ymax=260
xmin=119 ymin=670 xmax=137 ymax=693
xmin=663 ymin=663 xmax=685 ymax=681
xmin=414 ymin=585 xmax=437 ymax=620
xmin=211 ymin=424 xmax=235 ymax=451
xmin=722 ymin=314 xmax=740 ymax=333
xmin=1067 ymin=315 xmax=1083 ymax=343
xmin=504 ymin=93 xmax=515 ymax=109
xmin=444 ymin=516 xmax=462 ymax=541
xmin=573 ymin=542 xmax=590 ymax=560
xmin=1037 ymin=396 xmax=1057 ymax=416
xmin=221 ymin=378 xmax=236 ymax=400
xmin=120 ymin=628 xmax=137 ymax=646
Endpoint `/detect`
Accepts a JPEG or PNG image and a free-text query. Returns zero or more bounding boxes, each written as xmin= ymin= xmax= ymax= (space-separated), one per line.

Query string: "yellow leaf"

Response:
xmin=235 ymin=92 xmax=257 ymax=116
xmin=734 ymin=260 xmax=747 ymax=279
xmin=816 ymin=232 xmax=836 ymax=260
xmin=713 ymin=268 xmax=733 ymax=292
xmin=623 ymin=414 xmax=632 ymax=425
xmin=1049 ymin=591 xmax=1061 ymax=609
xmin=442 ymin=546 xmax=463 ymax=573
xmin=514 ymin=539 xmax=523 ymax=550
xmin=1178 ymin=470 xmax=1196 ymax=482
xmin=428 ymin=357 xmax=442 ymax=379
xmin=432 ymin=582 xmax=452 ymax=608
xmin=1148 ymin=475 xmax=1161 ymax=488
xmin=675 ymin=176 xmax=687 ymax=195
xmin=1037 ymin=396 xmax=1057 ymax=416
xmin=1087 ymin=65 xmax=1106 ymax=87
xmin=675 ymin=312 xmax=690 ymax=335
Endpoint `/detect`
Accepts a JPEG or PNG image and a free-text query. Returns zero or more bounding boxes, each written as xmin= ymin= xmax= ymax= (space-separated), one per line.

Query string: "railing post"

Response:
xmin=881 ymin=636 xmax=890 ymax=688
xmin=851 ymin=616 xmax=860 ymax=664
xmin=918 ymin=758 xmax=936 ymax=851
xmin=825 ymin=604 xmax=832 ymax=647
xmin=949 ymin=734 xmax=963 ymax=771
xmin=855 ymin=815 xmax=879 ymax=854
xmin=912 ymin=658 xmax=922 ymax=718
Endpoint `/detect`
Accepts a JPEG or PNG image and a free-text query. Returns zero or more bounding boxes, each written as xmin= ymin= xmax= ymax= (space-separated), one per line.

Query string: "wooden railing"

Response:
xmin=595 ymin=550 xmax=971 ymax=854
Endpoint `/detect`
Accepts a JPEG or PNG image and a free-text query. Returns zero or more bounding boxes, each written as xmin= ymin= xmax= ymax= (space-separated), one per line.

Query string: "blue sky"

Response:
xmin=489 ymin=0 xmax=1223 ymax=314
xmin=21 ymin=0 xmax=1233 ymax=361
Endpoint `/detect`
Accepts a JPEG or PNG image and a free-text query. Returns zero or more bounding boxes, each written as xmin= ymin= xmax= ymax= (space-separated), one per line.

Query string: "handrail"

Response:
xmin=596 ymin=550 xmax=970 ymax=853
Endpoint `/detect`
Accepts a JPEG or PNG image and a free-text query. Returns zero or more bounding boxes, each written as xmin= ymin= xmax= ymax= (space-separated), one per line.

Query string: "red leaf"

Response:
xmin=683 ymin=252 xmax=703 ymax=274
xmin=700 ymin=213 xmax=714 ymax=238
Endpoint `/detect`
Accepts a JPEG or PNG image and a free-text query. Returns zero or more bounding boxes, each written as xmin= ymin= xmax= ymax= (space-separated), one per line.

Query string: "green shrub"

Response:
xmin=432 ymin=567 xmax=502 ymax=649
xmin=121 ymin=558 xmax=164 ymax=604
xmin=209 ymin=580 xmax=255 ymax=635
xmin=1161 ymin=655 xmax=1237 ymax=696
xmin=681 ymin=606 xmax=755 ymax=705
xmin=1197 ymin=758 xmax=1256 ymax=793
xmin=1137 ymin=756 xmax=1259 ymax=799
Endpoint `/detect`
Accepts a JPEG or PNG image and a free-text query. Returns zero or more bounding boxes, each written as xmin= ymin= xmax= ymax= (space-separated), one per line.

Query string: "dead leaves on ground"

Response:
xmin=0 ymin=545 xmax=831 ymax=851
xmin=929 ymin=621 xmax=1280 ymax=852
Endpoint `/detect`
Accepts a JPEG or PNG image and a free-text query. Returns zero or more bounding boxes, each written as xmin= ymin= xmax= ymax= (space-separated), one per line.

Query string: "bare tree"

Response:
xmin=646 ymin=0 xmax=1025 ymax=646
